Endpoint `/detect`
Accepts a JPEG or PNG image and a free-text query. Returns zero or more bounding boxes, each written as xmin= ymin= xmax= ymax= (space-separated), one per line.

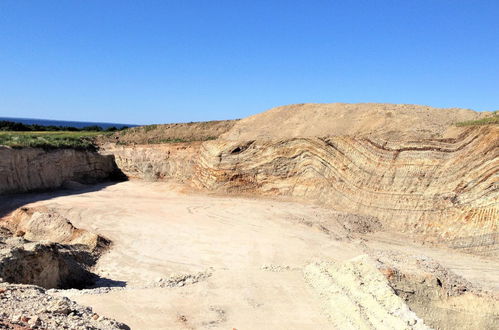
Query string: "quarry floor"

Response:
xmin=14 ymin=181 xmax=499 ymax=330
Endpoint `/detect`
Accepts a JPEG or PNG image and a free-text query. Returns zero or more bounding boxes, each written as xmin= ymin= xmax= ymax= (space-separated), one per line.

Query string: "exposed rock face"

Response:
xmin=0 ymin=208 xmax=125 ymax=327
xmin=306 ymin=253 xmax=499 ymax=330
xmin=94 ymin=119 xmax=237 ymax=181
xmin=100 ymin=142 xmax=201 ymax=181
xmin=374 ymin=250 xmax=499 ymax=330
xmin=304 ymin=255 xmax=431 ymax=329
xmin=0 ymin=208 xmax=109 ymax=289
xmin=195 ymin=125 xmax=498 ymax=255
xmin=0 ymin=147 xmax=121 ymax=194
xmin=1 ymin=207 xmax=110 ymax=252
xmin=87 ymin=104 xmax=498 ymax=256
xmin=1 ymin=104 xmax=496 ymax=258
xmin=0 ymin=237 xmax=95 ymax=289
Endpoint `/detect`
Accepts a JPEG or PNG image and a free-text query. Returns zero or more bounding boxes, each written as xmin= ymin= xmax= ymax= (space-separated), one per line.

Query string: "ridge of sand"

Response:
xmin=221 ymin=103 xmax=491 ymax=141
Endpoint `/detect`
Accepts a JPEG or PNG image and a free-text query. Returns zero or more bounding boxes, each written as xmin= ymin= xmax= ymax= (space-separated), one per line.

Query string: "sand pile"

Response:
xmin=221 ymin=103 xmax=490 ymax=141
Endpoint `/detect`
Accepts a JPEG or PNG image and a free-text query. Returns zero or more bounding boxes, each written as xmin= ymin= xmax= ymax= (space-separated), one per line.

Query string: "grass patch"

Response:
xmin=115 ymin=136 xmax=218 ymax=145
xmin=152 ymin=136 xmax=217 ymax=143
xmin=142 ymin=124 xmax=158 ymax=132
xmin=0 ymin=131 xmax=108 ymax=150
xmin=455 ymin=111 xmax=499 ymax=126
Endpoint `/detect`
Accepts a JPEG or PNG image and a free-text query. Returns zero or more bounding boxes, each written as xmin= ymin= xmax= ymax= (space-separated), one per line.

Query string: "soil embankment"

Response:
xmin=97 ymin=119 xmax=237 ymax=145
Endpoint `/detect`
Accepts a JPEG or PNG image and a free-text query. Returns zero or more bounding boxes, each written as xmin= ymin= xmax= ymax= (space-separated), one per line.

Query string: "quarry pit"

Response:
xmin=0 ymin=103 xmax=498 ymax=329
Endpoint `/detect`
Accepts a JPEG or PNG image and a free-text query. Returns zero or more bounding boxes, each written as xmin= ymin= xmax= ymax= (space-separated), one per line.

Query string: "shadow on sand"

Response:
xmin=0 ymin=180 xmax=125 ymax=219
xmin=90 ymin=275 xmax=128 ymax=289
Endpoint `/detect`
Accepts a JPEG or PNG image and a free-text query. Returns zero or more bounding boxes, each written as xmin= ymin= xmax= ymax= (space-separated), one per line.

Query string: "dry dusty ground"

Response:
xmin=16 ymin=181 xmax=499 ymax=329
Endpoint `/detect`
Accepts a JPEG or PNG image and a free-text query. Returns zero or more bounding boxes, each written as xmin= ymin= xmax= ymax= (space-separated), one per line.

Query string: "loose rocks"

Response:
xmin=0 ymin=283 xmax=129 ymax=329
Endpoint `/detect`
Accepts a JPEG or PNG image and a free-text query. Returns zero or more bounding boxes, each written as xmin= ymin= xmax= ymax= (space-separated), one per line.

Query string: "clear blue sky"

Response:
xmin=1 ymin=1 xmax=498 ymax=124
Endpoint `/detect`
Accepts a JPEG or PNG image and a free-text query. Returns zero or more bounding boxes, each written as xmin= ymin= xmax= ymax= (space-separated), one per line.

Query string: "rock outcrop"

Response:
xmin=374 ymin=250 xmax=499 ymax=330
xmin=194 ymin=107 xmax=498 ymax=255
xmin=0 ymin=207 xmax=110 ymax=289
xmin=0 ymin=207 xmax=125 ymax=327
xmin=86 ymin=104 xmax=498 ymax=256
xmin=0 ymin=237 xmax=96 ymax=289
xmin=305 ymin=252 xmax=499 ymax=330
xmin=100 ymin=142 xmax=201 ymax=181
xmin=0 ymin=147 xmax=122 ymax=194
xmin=1 ymin=207 xmax=109 ymax=252
xmin=304 ymin=255 xmax=430 ymax=329
xmin=2 ymin=104 xmax=496 ymax=257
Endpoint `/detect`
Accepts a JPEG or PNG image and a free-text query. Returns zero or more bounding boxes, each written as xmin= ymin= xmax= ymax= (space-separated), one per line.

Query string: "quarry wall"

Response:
xmin=99 ymin=142 xmax=200 ymax=182
xmin=0 ymin=147 xmax=120 ymax=194
xmin=195 ymin=126 xmax=498 ymax=255
xmin=89 ymin=124 xmax=498 ymax=256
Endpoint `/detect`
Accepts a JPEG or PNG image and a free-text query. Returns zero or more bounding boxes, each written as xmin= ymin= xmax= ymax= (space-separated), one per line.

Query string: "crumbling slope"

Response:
xmin=374 ymin=250 xmax=499 ymax=330
xmin=0 ymin=237 xmax=95 ymax=289
xmin=304 ymin=255 xmax=430 ymax=329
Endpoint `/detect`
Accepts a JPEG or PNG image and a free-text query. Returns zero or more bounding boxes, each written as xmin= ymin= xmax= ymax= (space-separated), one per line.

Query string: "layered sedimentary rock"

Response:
xmin=0 ymin=147 xmax=120 ymax=194
xmin=195 ymin=125 xmax=498 ymax=254
xmin=96 ymin=119 xmax=236 ymax=181
xmin=2 ymin=104 xmax=496 ymax=257
xmin=90 ymin=104 xmax=498 ymax=255
xmin=100 ymin=142 xmax=201 ymax=181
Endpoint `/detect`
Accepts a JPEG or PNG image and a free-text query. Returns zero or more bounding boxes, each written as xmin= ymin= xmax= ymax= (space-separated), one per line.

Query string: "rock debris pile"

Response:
xmin=0 ymin=283 xmax=129 ymax=329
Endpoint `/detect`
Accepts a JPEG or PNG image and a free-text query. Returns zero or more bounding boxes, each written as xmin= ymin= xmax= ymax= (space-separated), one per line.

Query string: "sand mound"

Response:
xmin=221 ymin=103 xmax=490 ymax=141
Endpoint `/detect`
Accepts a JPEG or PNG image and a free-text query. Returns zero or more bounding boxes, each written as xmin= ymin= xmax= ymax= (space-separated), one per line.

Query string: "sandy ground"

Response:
xmin=17 ymin=181 xmax=499 ymax=329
